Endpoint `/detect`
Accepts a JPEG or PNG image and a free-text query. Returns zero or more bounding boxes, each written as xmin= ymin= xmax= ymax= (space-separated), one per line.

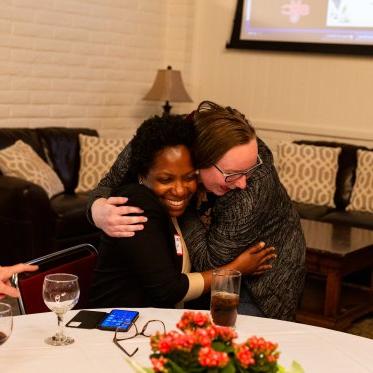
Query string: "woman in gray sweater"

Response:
xmin=88 ymin=101 xmax=306 ymax=320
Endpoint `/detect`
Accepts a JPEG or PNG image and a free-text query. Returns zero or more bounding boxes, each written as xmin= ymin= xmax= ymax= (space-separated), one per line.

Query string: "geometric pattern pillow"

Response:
xmin=346 ymin=150 xmax=373 ymax=213
xmin=0 ymin=140 xmax=64 ymax=198
xmin=278 ymin=142 xmax=341 ymax=207
xmin=75 ymin=134 xmax=126 ymax=193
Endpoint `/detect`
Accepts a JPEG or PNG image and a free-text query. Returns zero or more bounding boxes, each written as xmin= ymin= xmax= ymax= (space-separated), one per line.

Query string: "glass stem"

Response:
xmin=56 ymin=313 xmax=65 ymax=341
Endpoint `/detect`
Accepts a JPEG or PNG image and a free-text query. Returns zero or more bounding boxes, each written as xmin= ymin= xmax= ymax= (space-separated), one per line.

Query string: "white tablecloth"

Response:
xmin=0 ymin=308 xmax=372 ymax=373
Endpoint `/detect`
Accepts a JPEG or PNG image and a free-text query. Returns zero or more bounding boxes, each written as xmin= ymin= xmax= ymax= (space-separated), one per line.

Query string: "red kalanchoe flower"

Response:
xmin=236 ymin=344 xmax=255 ymax=368
xmin=212 ymin=324 xmax=238 ymax=342
xmin=151 ymin=356 xmax=168 ymax=372
xmin=177 ymin=311 xmax=211 ymax=331
xmin=198 ymin=346 xmax=229 ymax=368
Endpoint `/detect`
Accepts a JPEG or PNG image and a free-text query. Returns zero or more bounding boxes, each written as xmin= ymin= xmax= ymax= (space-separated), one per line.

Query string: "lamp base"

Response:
xmin=163 ymin=101 xmax=172 ymax=116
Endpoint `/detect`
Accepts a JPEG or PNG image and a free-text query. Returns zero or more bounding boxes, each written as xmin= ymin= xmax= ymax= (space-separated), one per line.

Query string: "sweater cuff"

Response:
xmin=182 ymin=272 xmax=204 ymax=302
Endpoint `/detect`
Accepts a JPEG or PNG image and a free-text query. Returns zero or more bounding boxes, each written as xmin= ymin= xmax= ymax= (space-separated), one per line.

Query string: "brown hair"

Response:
xmin=193 ymin=101 xmax=256 ymax=168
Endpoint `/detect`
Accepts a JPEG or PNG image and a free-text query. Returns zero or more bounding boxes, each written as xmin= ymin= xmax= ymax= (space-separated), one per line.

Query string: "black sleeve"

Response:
xmin=109 ymin=185 xmax=189 ymax=306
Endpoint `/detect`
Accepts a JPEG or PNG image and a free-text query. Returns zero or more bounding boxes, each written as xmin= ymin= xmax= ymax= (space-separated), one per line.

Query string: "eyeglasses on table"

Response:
xmin=113 ymin=319 xmax=166 ymax=357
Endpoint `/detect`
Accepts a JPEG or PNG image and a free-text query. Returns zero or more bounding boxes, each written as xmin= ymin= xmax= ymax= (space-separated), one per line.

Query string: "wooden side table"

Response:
xmin=296 ymin=219 xmax=373 ymax=330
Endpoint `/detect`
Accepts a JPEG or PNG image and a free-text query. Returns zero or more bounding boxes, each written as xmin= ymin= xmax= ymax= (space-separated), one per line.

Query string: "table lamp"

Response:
xmin=143 ymin=66 xmax=192 ymax=115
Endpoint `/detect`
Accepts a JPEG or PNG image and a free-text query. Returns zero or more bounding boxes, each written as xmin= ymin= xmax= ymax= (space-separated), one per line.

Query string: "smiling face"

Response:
xmin=199 ymin=139 xmax=258 ymax=196
xmin=142 ymin=145 xmax=198 ymax=217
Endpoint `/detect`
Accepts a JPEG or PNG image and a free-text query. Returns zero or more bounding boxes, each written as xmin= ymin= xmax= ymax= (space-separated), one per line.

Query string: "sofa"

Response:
xmin=0 ymin=127 xmax=101 ymax=266
xmin=288 ymin=140 xmax=373 ymax=230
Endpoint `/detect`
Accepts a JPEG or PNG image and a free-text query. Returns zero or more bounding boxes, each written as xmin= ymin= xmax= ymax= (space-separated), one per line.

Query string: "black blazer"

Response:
xmin=89 ymin=184 xmax=189 ymax=308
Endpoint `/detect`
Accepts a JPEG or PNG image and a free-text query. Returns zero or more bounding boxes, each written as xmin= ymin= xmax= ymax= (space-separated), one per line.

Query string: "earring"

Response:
xmin=138 ymin=177 xmax=143 ymax=185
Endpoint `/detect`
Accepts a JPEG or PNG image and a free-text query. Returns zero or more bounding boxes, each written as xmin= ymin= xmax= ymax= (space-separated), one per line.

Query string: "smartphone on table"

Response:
xmin=97 ymin=309 xmax=139 ymax=331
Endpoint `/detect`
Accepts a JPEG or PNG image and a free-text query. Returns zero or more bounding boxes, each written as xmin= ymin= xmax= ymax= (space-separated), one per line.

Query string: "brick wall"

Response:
xmin=0 ymin=0 xmax=186 ymax=140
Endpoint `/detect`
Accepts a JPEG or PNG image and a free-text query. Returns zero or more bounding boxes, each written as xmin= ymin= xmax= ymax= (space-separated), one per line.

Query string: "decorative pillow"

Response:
xmin=346 ymin=150 xmax=373 ymax=213
xmin=277 ymin=142 xmax=341 ymax=207
xmin=0 ymin=140 xmax=64 ymax=198
xmin=75 ymin=134 xmax=126 ymax=193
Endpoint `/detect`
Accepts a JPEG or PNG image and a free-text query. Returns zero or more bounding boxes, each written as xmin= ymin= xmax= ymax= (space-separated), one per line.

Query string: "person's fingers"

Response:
xmin=258 ymin=247 xmax=275 ymax=259
xmin=107 ymin=196 xmax=129 ymax=205
xmin=0 ymin=264 xmax=38 ymax=280
xmin=248 ymin=241 xmax=265 ymax=254
xmin=116 ymin=205 xmax=145 ymax=216
xmin=0 ymin=283 xmax=20 ymax=298
xmin=110 ymin=231 xmax=136 ymax=238
xmin=115 ymin=209 xmax=147 ymax=222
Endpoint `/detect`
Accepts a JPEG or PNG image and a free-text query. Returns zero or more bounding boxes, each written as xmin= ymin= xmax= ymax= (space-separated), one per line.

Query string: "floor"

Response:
xmin=2 ymin=296 xmax=372 ymax=339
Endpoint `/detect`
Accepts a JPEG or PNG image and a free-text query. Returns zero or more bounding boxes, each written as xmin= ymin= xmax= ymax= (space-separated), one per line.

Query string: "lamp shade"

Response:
xmin=143 ymin=66 xmax=192 ymax=103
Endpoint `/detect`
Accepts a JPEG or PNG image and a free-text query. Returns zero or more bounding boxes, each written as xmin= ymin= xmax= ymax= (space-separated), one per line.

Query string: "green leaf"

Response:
xmin=220 ymin=360 xmax=236 ymax=373
xmin=124 ymin=358 xmax=154 ymax=373
xmin=278 ymin=361 xmax=305 ymax=373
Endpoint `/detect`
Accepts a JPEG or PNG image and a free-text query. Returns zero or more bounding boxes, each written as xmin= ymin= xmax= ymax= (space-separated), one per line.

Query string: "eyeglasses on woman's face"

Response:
xmin=213 ymin=154 xmax=263 ymax=183
xmin=113 ymin=319 xmax=166 ymax=357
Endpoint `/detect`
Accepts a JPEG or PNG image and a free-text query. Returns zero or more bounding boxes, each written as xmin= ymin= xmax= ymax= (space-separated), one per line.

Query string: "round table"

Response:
xmin=0 ymin=308 xmax=372 ymax=373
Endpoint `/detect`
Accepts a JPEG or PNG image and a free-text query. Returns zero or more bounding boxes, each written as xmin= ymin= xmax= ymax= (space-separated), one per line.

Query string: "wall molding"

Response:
xmin=254 ymin=119 xmax=373 ymax=142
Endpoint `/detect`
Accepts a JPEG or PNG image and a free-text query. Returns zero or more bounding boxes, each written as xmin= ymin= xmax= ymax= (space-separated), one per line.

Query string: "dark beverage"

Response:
xmin=211 ymin=291 xmax=239 ymax=327
xmin=0 ymin=331 xmax=9 ymax=345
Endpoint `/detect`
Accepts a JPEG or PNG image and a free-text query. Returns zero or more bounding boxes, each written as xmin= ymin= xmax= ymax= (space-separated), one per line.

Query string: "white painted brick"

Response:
xmin=54 ymin=27 xmax=90 ymax=42
xmin=87 ymin=106 xmax=123 ymax=117
xmin=11 ymin=77 xmax=51 ymax=90
xmin=69 ymin=67 xmax=105 ymax=80
xmin=13 ymin=22 xmax=52 ymax=38
xmin=0 ymin=47 xmax=11 ymax=61
xmin=2 ymin=62 xmax=31 ymax=76
xmin=71 ymin=15 xmax=108 ymax=31
xmin=11 ymin=49 xmax=36 ymax=63
xmin=32 ymin=64 xmax=69 ymax=78
xmin=88 ymin=56 xmax=121 ymax=69
xmin=89 ymin=30 xmax=124 ymax=45
xmin=104 ymin=93 xmax=133 ymax=105
xmin=0 ymin=76 xmax=11 ymax=89
xmin=0 ymin=91 xmax=29 ymax=104
xmin=0 ymin=105 xmax=10 ymax=117
xmin=88 ymin=4 xmax=125 ymax=20
xmin=0 ymin=35 xmax=34 ymax=49
xmin=50 ymin=105 xmax=87 ymax=118
xmin=71 ymin=42 xmax=103 ymax=55
xmin=0 ymin=20 xmax=12 ymax=33
xmin=8 ymin=6 xmax=34 ymax=23
xmin=34 ymin=11 xmax=73 ymax=27
xmin=53 ymin=53 xmax=86 ymax=66
xmin=51 ymin=79 xmax=88 ymax=92
xmin=12 ymin=0 xmax=54 ymax=10
xmin=69 ymin=93 xmax=103 ymax=105
xmin=31 ymin=92 xmax=68 ymax=104
xmin=68 ymin=117 xmax=102 ymax=128
xmin=11 ymin=105 xmax=50 ymax=117
xmin=54 ymin=1 xmax=91 ymax=16
xmin=34 ymin=38 xmax=71 ymax=53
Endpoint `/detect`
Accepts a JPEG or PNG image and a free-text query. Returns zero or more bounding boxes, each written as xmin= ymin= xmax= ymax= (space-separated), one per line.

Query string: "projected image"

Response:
xmin=281 ymin=0 xmax=311 ymax=24
xmin=327 ymin=0 xmax=373 ymax=28
xmin=239 ymin=0 xmax=373 ymax=46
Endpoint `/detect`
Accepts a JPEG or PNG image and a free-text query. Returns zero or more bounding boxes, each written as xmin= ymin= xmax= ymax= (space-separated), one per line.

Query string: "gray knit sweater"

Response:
xmin=87 ymin=138 xmax=306 ymax=321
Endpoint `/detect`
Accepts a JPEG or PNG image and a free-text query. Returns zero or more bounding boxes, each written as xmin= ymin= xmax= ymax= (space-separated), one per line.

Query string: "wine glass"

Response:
xmin=42 ymin=273 xmax=80 ymax=346
xmin=0 ymin=302 xmax=12 ymax=346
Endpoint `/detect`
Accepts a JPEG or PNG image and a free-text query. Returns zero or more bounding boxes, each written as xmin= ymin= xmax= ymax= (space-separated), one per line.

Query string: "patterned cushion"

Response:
xmin=0 ymin=140 xmax=64 ymax=198
xmin=278 ymin=142 xmax=341 ymax=207
xmin=75 ymin=134 xmax=126 ymax=193
xmin=346 ymin=150 xmax=373 ymax=213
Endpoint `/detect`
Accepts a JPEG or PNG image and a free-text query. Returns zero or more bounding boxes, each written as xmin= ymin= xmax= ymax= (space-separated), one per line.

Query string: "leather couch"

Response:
xmin=0 ymin=127 xmax=101 ymax=265
xmin=292 ymin=140 xmax=373 ymax=230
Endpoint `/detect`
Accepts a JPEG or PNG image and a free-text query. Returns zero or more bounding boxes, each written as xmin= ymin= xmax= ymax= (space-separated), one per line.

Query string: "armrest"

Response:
xmin=0 ymin=175 xmax=54 ymax=221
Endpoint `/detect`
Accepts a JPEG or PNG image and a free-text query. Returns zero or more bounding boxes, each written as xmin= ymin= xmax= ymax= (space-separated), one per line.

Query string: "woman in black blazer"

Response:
xmin=90 ymin=115 xmax=274 ymax=309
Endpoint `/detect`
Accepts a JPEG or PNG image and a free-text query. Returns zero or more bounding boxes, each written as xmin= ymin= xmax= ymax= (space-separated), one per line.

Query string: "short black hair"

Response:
xmin=127 ymin=114 xmax=196 ymax=180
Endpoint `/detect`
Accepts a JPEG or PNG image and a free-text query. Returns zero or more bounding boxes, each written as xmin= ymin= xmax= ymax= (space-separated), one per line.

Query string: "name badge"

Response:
xmin=174 ymin=234 xmax=183 ymax=256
